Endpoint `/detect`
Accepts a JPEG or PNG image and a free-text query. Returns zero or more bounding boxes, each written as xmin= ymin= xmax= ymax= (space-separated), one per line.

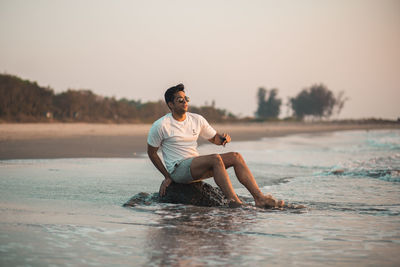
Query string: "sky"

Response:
xmin=1 ymin=0 xmax=399 ymax=119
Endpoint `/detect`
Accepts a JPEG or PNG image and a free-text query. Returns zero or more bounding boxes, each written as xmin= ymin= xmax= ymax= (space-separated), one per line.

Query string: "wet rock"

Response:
xmin=123 ymin=181 xmax=229 ymax=207
xmin=123 ymin=192 xmax=159 ymax=207
xmin=331 ymin=169 xmax=345 ymax=175
xmin=282 ymin=203 xmax=306 ymax=209
xmin=161 ymin=181 xmax=229 ymax=207
xmin=123 ymin=181 xmax=306 ymax=210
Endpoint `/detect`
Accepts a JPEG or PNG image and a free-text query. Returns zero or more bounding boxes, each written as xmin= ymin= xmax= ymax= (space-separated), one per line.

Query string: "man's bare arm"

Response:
xmin=147 ymin=144 xmax=172 ymax=196
xmin=147 ymin=144 xmax=170 ymax=178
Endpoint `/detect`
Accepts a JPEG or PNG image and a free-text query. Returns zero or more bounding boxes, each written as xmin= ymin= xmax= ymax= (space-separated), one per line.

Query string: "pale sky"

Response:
xmin=1 ymin=0 xmax=399 ymax=119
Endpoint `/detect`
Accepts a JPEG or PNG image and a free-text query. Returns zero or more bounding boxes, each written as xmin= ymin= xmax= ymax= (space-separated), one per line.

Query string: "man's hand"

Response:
xmin=159 ymin=177 xmax=173 ymax=197
xmin=220 ymin=133 xmax=231 ymax=146
xmin=209 ymin=133 xmax=231 ymax=146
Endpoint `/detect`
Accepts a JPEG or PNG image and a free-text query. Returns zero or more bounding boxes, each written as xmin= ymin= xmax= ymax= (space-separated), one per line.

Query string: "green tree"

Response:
xmin=0 ymin=74 xmax=54 ymax=121
xmin=138 ymin=100 xmax=169 ymax=123
xmin=255 ymin=87 xmax=282 ymax=119
xmin=290 ymin=84 xmax=345 ymax=119
xmin=0 ymin=73 xmax=239 ymax=123
xmin=190 ymin=105 xmax=232 ymax=123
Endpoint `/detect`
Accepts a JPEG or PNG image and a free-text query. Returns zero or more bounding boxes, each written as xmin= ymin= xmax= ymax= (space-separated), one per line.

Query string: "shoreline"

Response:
xmin=1 ymin=122 xmax=399 ymax=160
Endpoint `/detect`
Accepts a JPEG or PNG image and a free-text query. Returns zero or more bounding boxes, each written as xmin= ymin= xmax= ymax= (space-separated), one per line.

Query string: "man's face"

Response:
xmin=170 ymin=91 xmax=189 ymax=113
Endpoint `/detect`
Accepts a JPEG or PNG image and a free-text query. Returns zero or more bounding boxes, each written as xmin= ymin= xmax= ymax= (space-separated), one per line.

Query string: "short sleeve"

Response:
xmin=199 ymin=115 xmax=217 ymax=139
xmin=147 ymin=121 xmax=163 ymax=147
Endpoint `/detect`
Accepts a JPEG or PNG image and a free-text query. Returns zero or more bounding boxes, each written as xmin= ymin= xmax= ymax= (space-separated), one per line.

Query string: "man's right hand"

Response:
xmin=159 ymin=177 xmax=172 ymax=197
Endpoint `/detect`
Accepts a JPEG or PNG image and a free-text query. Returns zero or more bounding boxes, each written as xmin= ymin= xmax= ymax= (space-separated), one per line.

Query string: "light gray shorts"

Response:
xmin=170 ymin=157 xmax=194 ymax=184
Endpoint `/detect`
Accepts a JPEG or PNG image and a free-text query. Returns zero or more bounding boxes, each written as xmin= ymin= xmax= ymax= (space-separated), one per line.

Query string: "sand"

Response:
xmin=1 ymin=122 xmax=399 ymax=160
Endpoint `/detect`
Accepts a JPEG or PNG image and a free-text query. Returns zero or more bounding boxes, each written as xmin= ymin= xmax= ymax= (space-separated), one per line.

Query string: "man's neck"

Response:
xmin=172 ymin=111 xmax=186 ymax=122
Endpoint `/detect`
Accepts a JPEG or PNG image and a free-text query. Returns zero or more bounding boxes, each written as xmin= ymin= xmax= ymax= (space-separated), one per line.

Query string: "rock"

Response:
xmin=331 ymin=169 xmax=345 ymax=175
xmin=123 ymin=181 xmax=306 ymax=210
xmin=160 ymin=181 xmax=229 ymax=207
xmin=283 ymin=203 xmax=306 ymax=209
xmin=123 ymin=192 xmax=159 ymax=207
xmin=123 ymin=181 xmax=229 ymax=207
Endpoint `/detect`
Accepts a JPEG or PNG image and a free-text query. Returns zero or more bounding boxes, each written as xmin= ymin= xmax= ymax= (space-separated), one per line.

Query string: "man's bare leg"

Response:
xmin=220 ymin=152 xmax=284 ymax=208
xmin=190 ymin=154 xmax=242 ymax=205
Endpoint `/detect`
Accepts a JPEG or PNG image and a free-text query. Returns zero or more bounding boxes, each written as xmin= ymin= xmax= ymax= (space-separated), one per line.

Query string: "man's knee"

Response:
xmin=210 ymin=154 xmax=224 ymax=167
xmin=231 ymin=152 xmax=244 ymax=164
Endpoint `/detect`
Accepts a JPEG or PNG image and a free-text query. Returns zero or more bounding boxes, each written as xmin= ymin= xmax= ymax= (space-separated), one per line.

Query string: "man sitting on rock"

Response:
xmin=147 ymin=84 xmax=284 ymax=208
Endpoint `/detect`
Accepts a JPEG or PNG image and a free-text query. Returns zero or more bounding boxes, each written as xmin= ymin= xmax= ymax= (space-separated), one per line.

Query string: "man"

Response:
xmin=147 ymin=84 xmax=284 ymax=208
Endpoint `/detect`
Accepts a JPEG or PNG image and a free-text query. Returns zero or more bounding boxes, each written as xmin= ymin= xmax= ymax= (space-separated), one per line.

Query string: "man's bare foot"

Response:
xmin=255 ymin=195 xmax=285 ymax=209
xmin=276 ymin=199 xmax=284 ymax=207
xmin=228 ymin=200 xmax=243 ymax=208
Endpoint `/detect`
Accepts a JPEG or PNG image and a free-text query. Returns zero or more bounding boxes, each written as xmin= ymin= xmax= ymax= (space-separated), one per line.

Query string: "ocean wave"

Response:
xmin=365 ymin=131 xmax=400 ymax=151
xmin=306 ymin=201 xmax=400 ymax=216
xmin=320 ymin=152 xmax=400 ymax=182
xmin=326 ymin=169 xmax=400 ymax=182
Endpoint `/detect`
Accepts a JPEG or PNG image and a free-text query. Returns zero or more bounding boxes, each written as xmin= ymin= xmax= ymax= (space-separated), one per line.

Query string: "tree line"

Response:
xmin=255 ymin=85 xmax=347 ymax=120
xmin=0 ymin=73 xmax=347 ymax=123
xmin=0 ymin=74 xmax=236 ymax=123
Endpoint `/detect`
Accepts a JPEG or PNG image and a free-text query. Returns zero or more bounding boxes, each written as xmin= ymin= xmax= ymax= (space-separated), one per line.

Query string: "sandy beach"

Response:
xmin=0 ymin=122 xmax=399 ymax=160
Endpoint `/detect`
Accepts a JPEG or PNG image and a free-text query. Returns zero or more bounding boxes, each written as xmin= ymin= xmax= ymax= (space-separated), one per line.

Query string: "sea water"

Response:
xmin=0 ymin=129 xmax=399 ymax=266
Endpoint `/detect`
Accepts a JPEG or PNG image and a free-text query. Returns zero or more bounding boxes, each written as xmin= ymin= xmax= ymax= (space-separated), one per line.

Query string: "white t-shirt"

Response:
xmin=147 ymin=112 xmax=217 ymax=173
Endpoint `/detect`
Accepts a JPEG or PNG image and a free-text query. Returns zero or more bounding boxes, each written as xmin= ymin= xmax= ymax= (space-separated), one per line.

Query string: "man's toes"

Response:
xmin=262 ymin=198 xmax=276 ymax=208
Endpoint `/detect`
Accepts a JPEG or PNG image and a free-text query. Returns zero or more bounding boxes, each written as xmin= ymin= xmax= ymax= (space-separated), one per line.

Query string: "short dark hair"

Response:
xmin=164 ymin=83 xmax=185 ymax=105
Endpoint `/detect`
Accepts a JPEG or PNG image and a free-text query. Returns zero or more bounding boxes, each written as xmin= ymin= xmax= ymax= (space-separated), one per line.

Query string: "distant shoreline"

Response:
xmin=0 ymin=121 xmax=399 ymax=160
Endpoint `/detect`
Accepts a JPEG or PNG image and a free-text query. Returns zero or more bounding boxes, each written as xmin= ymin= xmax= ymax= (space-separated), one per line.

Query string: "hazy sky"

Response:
xmin=1 ymin=0 xmax=399 ymax=119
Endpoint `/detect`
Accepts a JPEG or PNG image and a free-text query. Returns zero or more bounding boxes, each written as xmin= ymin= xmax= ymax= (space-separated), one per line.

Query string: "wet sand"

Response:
xmin=0 ymin=122 xmax=399 ymax=160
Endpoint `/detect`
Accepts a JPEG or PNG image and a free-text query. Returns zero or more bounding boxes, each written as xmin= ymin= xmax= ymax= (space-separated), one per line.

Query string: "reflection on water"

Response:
xmin=145 ymin=205 xmax=255 ymax=266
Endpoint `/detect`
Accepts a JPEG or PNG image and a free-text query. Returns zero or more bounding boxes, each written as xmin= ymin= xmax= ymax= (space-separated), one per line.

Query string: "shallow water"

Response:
xmin=1 ymin=129 xmax=399 ymax=266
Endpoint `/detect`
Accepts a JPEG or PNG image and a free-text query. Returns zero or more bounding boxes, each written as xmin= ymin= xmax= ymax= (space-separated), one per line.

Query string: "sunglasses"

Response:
xmin=176 ymin=96 xmax=190 ymax=104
